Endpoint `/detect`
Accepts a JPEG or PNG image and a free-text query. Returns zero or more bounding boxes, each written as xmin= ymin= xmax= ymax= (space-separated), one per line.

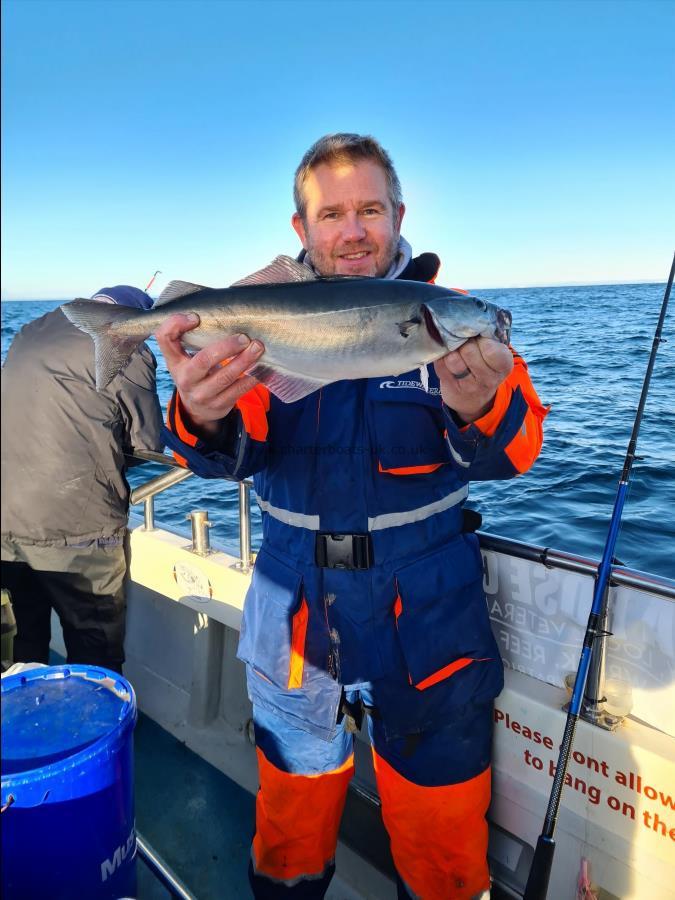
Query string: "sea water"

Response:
xmin=2 ymin=282 xmax=674 ymax=579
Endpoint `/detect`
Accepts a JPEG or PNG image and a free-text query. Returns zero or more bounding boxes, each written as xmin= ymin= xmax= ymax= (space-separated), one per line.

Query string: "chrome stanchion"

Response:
xmin=186 ymin=510 xmax=213 ymax=557
xmin=238 ymin=482 xmax=252 ymax=573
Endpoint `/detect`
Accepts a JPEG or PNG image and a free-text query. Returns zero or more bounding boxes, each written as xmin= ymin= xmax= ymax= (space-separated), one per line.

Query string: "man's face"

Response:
xmin=291 ymin=159 xmax=405 ymax=278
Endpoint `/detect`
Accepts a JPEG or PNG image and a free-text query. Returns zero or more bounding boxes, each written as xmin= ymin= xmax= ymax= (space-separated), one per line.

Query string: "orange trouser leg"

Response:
xmin=373 ymin=749 xmax=491 ymax=900
xmin=252 ymin=746 xmax=354 ymax=886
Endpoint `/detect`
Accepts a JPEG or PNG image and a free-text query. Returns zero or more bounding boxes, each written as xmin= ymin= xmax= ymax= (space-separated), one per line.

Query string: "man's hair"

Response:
xmin=293 ymin=133 xmax=403 ymax=221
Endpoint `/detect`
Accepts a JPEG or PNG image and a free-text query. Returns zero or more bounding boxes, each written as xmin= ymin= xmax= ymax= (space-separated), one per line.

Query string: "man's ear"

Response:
xmin=291 ymin=212 xmax=308 ymax=248
xmin=395 ymin=203 xmax=406 ymax=232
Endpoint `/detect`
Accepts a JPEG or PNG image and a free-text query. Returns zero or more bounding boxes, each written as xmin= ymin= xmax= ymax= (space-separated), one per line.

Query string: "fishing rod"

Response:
xmin=523 ymin=251 xmax=675 ymax=900
xmin=145 ymin=270 xmax=162 ymax=293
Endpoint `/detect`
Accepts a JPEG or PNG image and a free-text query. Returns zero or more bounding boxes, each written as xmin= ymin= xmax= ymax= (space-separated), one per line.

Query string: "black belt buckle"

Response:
xmin=315 ymin=532 xmax=372 ymax=570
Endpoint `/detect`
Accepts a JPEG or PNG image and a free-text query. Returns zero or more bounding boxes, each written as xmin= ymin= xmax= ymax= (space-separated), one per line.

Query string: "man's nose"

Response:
xmin=341 ymin=212 xmax=367 ymax=242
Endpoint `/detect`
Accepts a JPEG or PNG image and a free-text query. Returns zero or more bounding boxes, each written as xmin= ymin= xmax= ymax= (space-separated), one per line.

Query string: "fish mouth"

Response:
xmin=422 ymin=305 xmax=445 ymax=346
xmin=496 ymin=308 xmax=512 ymax=344
xmin=423 ymin=303 xmax=477 ymax=347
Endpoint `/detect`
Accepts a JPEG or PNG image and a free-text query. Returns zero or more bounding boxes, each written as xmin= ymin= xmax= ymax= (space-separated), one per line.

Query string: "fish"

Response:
xmin=61 ymin=255 xmax=512 ymax=403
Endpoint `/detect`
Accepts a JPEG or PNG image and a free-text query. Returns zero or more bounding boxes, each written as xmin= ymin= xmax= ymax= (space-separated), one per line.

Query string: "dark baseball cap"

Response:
xmin=92 ymin=285 xmax=154 ymax=310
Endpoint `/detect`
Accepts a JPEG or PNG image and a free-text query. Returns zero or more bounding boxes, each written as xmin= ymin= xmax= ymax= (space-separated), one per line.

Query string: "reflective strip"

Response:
xmin=447 ymin=440 xmax=471 ymax=468
xmin=258 ymin=486 xmax=468 ymax=533
xmin=256 ymin=497 xmax=320 ymax=530
xmin=368 ymin=484 xmax=469 ymax=532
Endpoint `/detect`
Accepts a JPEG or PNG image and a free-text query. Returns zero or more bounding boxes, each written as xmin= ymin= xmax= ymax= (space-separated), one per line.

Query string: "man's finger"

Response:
xmin=441 ymin=347 xmax=473 ymax=378
xmin=191 ymin=341 xmax=265 ymax=402
xmin=155 ymin=314 xmax=201 ymax=367
xmin=454 ymin=338 xmax=506 ymax=376
xmin=221 ymin=374 xmax=261 ymax=407
xmin=188 ymin=336 xmax=263 ymax=385
xmin=191 ymin=334 xmax=253 ymax=377
xmin=474 ymin=337 xmax=514 ymax=375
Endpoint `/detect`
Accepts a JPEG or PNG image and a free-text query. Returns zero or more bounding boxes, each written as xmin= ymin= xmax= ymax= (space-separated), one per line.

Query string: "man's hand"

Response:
xmin=434 ymin=337 xmax=513 ymax=424
xmin=155 ymin=314 xmax=265 ymax=439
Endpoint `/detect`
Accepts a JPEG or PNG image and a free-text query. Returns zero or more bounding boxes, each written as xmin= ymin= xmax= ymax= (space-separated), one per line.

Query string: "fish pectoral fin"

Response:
xmin=155 ymin=280 xmax=210 ymax=306
xmin=397 ymin=316 xmax=422 ymax=338
xmin=247 ymin=362 xmax=328 ymax=403
xmin=231 ymin=256 xmax=317 ymax=286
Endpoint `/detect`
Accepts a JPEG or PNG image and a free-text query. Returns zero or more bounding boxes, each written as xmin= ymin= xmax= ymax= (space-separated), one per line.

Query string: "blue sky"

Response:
xmin=2 ymin=0 xmax=673 ymax=299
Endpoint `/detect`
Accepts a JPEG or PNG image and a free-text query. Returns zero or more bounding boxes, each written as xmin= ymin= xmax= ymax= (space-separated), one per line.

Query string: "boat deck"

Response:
xmin=53 ymin=649 xmax=396 ymax=899
xmin=134 ymin=712 xmax=253 ymax=898
xmin=133 ymin=711 xmax=521 ymax=899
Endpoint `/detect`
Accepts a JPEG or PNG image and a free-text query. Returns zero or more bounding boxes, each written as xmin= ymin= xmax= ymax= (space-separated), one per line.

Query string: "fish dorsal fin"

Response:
xmin=155 ymin=280 xmax=210 ymax=306
xmin=231 ymin=255 xmax=317 ymax=287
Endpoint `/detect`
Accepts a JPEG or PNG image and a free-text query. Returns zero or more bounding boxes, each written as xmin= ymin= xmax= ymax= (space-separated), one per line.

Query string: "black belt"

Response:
xmin=315 ymin=532 xmax=372 ymax=570
xmin=314 ymin=510 xmax=480 ymax=570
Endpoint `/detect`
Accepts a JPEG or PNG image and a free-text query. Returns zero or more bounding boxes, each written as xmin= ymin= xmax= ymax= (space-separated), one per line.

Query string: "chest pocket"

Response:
xmin=368 ymin=373 xmax=450 ymax=475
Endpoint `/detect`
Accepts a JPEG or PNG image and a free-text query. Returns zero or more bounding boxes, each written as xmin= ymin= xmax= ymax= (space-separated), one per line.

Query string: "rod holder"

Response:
xmin=186 ymin=510 xmax=213 ymax=556
xmin=580 ymin=606 xmax=612 ymax=728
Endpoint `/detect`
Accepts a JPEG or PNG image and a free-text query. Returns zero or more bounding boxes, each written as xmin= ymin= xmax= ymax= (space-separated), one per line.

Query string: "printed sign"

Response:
xmin=493 ymin=689 xmax=675 ymax=880
xmin=483 ymin=550 xmax=675 ymax=737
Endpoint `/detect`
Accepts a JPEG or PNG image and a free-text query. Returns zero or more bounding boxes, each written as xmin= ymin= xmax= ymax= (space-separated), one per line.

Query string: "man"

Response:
xmin=1 ymin=285 xmax=164 ymax=674
xmin=158 ymin=134 xmax=548 ymax=899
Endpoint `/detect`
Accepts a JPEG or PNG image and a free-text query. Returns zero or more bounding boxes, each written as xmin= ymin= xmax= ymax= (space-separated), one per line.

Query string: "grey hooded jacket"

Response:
xmin=1 ymin=306 xmax=164 ymax=551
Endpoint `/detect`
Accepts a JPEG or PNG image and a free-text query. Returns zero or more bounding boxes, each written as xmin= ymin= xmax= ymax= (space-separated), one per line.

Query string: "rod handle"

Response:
xmin=523 ymin=835 xmax=555 ymax=900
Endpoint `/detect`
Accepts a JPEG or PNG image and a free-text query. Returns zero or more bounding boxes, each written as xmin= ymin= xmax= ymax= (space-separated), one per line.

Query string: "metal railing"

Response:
xmin=128 ymin=450 xmax=675 ymax=600
xmin=127 ymin=452 xmax=254 ymax=570
xmin=478 ymin=532 xmax=675 ymax=601
xmin=136 ymin=832 xmax=196 ymax=900
xmin=129 ymin=455 xmax=194 ymax=531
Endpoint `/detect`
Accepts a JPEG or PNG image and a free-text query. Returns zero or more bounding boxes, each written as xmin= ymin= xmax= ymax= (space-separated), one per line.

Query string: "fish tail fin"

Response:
xmin=60 ymin=300 xmax=149 ymax=389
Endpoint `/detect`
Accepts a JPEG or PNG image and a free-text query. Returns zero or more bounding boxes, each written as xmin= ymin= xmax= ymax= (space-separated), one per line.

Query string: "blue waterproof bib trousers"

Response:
xmin=164 ymin=256 xmax=547 ymax=898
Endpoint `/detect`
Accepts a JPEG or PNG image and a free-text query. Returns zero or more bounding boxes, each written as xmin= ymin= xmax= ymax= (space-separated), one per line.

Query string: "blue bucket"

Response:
xmin=1 ymin=665 xmax=138 ymax=900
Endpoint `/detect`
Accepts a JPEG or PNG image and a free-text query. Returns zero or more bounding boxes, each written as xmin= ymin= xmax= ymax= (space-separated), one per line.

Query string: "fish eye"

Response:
xmin=475 ymin=299 xmax=487 ymax=312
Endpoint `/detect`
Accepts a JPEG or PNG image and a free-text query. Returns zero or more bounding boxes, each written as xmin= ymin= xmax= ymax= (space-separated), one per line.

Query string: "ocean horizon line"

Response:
xmin=0 ymin=278 xmax=667 ymax=302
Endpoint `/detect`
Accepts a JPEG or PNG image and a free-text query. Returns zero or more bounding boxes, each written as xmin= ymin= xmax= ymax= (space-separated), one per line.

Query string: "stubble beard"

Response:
xmin=306 ymin=229 xmax=401 ymax=278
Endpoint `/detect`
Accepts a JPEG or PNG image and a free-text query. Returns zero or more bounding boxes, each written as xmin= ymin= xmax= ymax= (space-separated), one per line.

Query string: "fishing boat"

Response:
xmin=2 ymin=275 xmax=673 ymax=899
xmin=33 ymin=454 xmax=671 ymax=900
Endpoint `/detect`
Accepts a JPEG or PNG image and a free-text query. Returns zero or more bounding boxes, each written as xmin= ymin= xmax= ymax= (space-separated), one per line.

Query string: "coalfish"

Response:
xmin=61 ymin=255 xmax=512 ymax=403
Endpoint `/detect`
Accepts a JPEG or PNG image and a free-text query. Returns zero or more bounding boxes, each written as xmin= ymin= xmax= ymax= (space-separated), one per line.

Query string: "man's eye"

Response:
xmin=362 ymin=208 xmax=380 ymax=216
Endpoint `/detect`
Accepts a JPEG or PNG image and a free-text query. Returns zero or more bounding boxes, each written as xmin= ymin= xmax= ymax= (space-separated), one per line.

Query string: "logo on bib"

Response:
xmin=379 ymin=379 xmax=441 ymax=395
